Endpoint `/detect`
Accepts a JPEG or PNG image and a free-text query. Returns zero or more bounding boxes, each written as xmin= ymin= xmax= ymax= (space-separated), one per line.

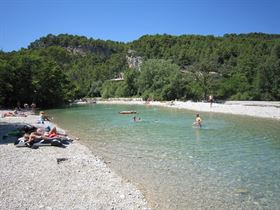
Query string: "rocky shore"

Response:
xmin=0 ymin=114 xmax=150 ymax=210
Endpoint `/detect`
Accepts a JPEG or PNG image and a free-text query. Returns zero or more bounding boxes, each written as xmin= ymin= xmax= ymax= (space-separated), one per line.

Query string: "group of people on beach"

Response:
xmin=1 ymin=102 xmax=36 ymax=118
xmin=16 ymin=101 xmax=36 ymax=113
xmin=17 ymin=111 xmax=70 ymax=148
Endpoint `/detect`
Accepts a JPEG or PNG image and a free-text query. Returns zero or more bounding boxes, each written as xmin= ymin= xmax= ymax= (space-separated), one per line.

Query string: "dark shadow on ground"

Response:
xmin=0 ymin=122 xmax=27 ymax=145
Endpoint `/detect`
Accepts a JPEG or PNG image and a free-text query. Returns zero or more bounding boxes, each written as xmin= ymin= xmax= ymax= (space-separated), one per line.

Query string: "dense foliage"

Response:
xmin=0 ymin=33 xmax=279 ymax=108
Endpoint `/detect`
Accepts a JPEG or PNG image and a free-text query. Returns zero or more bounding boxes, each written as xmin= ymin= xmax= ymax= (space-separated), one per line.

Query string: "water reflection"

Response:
xmin=195 ymin=127 xmax=201 ymax=142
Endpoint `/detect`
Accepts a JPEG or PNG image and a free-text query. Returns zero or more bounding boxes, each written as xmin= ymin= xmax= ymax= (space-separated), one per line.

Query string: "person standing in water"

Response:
xmin=193 ymin=114 xmax=202 ymax=127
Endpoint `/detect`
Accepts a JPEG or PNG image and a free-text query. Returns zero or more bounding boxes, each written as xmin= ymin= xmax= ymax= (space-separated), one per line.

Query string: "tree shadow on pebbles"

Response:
xmin=0 ymin=122 xmax=26 ymax=145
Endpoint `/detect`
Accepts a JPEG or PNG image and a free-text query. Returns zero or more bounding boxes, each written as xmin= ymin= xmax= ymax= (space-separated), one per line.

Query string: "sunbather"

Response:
xmin=2 ymin=110 xmax=27 ymax=117
xmin=23 ymin=132 xmax=49 ymax=147
xmin=37 ymin=126 xmax=66 ymax=138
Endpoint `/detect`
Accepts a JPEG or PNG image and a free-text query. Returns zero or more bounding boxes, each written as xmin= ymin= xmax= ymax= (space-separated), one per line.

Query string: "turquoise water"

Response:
xmin=49 ymin=104 xmax=280 ymax=209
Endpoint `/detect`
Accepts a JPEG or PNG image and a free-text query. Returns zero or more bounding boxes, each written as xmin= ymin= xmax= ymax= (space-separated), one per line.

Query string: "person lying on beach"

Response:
xmin=36 ymin=127 xmax=67 ymax=138
xmin=23 ymin=132 xmax=50 ymax=147
xmin=2 ymin=111 xmax=16 ymax=117
xmin=2 ymin=110 xmax=27 ymax=118
xmin=23 ymin=127 xmax=67 ymax=147
xmin=193 ymin=114 xmax=202 ymax=127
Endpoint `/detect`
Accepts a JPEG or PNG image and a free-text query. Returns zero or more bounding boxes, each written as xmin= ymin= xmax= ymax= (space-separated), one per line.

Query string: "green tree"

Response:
xmin=137 ymin=59 xmax=181 ymax=100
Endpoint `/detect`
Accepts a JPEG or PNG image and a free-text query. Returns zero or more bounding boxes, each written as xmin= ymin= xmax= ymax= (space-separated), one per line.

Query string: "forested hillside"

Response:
xmin=0 ymin=33 xmax=279 ymax=108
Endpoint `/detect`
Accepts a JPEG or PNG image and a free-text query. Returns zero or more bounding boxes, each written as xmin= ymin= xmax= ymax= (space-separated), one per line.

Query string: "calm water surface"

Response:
xmin=49 ymin=104 xmax=280 ymax=209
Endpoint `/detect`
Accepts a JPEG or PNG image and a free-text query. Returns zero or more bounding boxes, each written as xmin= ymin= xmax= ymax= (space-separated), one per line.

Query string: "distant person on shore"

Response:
xmin=145 ymin=96 xmax=153 ymax=105
xmin=193 ymin=114 xmax=202 ymax=127
xmin=24 ymin=103 xmax=29 ymax=111
xmin=16 ymin=101 xmax=22 ymax=111
xmin=208 ymin=95 xmax=214 ymax=108
xmin=31 ymin=102 xmax=36 ymax=114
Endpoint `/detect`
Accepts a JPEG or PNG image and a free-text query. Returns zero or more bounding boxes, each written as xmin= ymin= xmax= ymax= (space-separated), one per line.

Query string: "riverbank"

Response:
xmin=97 ymin=99 xmax=280 ymax=120
xmin=0 ymin=114 xmax=150 ymax=210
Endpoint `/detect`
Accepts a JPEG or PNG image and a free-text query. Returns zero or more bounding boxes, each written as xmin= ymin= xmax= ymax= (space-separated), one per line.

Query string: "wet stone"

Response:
xmin=234 ymin=187 xmax=249 ymax=195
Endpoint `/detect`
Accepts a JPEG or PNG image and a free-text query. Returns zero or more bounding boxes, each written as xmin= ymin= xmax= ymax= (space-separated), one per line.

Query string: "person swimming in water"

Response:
xmin=133 ymin=116 xmax=142 ymax=122
xmin=193 ymin=113 xmax=202 ymax=127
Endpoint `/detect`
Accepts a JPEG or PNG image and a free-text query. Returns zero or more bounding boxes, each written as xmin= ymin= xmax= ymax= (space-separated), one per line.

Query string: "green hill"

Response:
xmin=0 ymin=33 xmax=279 ymax=108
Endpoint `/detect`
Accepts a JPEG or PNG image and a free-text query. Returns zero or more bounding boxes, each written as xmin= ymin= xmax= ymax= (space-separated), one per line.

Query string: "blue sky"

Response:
xmin=1 ymin=0 xmax=279 ymax=52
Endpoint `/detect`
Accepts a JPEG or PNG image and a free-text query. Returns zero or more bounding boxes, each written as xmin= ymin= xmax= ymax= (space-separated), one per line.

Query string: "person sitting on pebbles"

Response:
xmin=38 ymin=111 xmax=51 ymax=124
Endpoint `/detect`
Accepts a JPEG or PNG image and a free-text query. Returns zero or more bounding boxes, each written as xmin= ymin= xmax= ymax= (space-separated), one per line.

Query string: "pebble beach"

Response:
xmin=0 ymin=114 xmax=150 ymax=210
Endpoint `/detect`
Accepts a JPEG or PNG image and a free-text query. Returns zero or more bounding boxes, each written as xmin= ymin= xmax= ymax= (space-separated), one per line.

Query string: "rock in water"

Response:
xmin=234 ymin=187 xmax=249 ymax=194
